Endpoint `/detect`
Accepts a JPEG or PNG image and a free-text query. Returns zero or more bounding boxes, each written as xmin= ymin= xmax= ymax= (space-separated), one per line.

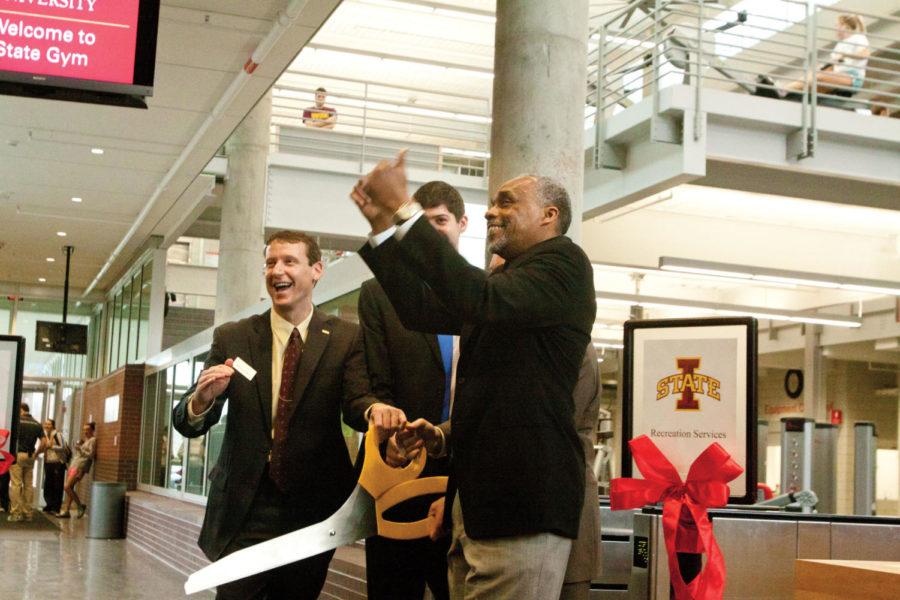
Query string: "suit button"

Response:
xmin=457 ymin=377 xmax=465 ymax=385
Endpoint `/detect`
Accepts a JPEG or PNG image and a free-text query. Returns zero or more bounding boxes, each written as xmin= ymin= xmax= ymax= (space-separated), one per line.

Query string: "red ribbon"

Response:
xmin=0 ymin=429 xmax=12 ymax=476
xmin=610 ymin=435 xmax=743 ymax=600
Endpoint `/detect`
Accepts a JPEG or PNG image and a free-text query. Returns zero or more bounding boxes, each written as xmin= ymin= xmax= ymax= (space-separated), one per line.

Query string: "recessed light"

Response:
xmin=71 ymin=197 xmax=82 ymax=203
xmin=57 ymin=231 xmax=66 ymax=237
xmin=91 ymin=148 xmax=104 ymax=155
xmin=46 ymin=257 xmax=55 ymax=262
xmin=38 ymin=277 xmax=46 ymax=282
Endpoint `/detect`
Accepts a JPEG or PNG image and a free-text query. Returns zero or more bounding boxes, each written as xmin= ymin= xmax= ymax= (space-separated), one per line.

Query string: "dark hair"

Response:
xmin=21 ymin=403 xmax=30 ymax=413
xmin=264 ymin=230 xmax=322 ymax=265
xmin=46 ymin=418 xmax=55 ymax=428
xmin=86 ymin=422 xmax=96 ymax=432
xmin=316 ymin=87 xmax=327 ymax=93
xmin=413 ymin=181 xmax=465 ymax=221
xmin=535 ymin=177 xmax=572 ymax=235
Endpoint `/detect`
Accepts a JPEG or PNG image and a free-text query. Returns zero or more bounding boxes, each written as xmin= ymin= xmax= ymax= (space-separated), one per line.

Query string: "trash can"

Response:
xmin=86 ymin=482 xmax=127 ymax=539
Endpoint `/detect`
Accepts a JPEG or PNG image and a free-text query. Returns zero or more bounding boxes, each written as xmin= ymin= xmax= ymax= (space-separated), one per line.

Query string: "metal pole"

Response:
xmin=360 ymin=82 xmax=369 ymax=174
xmin=651 ymin=0 xmax=662 ymax=118
xmin=808 ymin=1 xmax=818 ymax=157
xmin=694 ymin=0 xmax=703 ymax=141
xmin=62 ymin=245 xmax=73 ymax=324
xmin=593 ymin=24 xmax=606 ymax=169
xmin=9 ymin=293 xmax=19 ymax=334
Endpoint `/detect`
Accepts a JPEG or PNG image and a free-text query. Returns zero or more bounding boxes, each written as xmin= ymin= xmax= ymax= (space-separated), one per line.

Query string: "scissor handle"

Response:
xmin=376 ymin=476 xmax=449 ymax=540
xmin=358 ymin=421 xmax=428 ymax=500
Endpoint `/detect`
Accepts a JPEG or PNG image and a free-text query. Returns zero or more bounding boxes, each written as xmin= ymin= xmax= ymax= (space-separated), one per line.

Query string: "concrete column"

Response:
xmin=145 ymin=247 xmax=167 ymax=357
xmin=489 ymin=0 xmax=589 ymax=243
xmin=215 ymin=91 xmax=272 ymax=325
xmin=803 ymin=325 xmax=826 ymax=422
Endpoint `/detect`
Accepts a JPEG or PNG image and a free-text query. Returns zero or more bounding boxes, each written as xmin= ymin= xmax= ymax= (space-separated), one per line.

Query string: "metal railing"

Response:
xmin=589 ymin=0 xmax=900 ymax=162
xmin=269 ymin=74 xmax=491 ymax=180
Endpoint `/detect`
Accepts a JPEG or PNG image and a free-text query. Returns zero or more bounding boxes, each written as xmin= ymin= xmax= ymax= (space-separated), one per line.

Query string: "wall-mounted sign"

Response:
xmin=623 ymin=317 xmax=757 ymax=504
xmin=0 ymin=0 xmax=160 ymax=102
xmin=0 ymin=336 xmax=26 ymax=457
xmin=104 ymin=394 xmax=119 ymax=423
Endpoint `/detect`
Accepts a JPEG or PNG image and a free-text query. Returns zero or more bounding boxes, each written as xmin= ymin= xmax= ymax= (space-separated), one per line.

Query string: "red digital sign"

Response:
xmin=0 ymin=0 xmax=140 ymax=84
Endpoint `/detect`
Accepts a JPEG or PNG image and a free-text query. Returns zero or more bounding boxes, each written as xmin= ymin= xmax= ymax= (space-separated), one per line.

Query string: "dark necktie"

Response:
xmin=269 ymin=328 xmax=302 ymax=492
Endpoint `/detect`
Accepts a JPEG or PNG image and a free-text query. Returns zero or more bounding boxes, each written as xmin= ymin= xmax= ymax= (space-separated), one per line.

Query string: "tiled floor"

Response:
xmin=0 ymin=512 xmax=214 ymax=600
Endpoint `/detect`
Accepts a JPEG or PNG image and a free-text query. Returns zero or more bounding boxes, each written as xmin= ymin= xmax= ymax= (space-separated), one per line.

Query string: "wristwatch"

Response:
xmin=392 ymin=200 xmax=422 ymax=225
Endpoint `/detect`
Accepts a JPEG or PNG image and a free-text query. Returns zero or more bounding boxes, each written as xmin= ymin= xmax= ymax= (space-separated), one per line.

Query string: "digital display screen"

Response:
xmin=0 ymin=0 xmax=159 ymax=97
xmin=35 ymin=321 xmax=88 ymax=355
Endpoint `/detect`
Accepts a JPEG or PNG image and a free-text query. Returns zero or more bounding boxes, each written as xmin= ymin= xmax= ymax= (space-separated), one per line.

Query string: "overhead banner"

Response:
xmin=0 ymin=336 xmax=26 ymax=461
xmin=623 ymin=318 xmax=757 ymax=503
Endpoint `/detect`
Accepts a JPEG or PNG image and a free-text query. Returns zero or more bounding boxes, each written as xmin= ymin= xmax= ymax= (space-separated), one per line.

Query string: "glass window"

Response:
xmin=185 ymin=353 xmax=208 ymax=495
xmin=153 ymin=366 xmax=173 ymax=488
xmin=139 ymin=371 xmax=159 ymax=486
xmin=118 ymin=280 xmax=131 ymax=368
xmin=137 ymin=262 xmax=152 ymax=363
xmin=167 ymin=359 xmax=192 ymax=491
xmin=130 ymin=272 xmax=142 ymax=363
xmin=108 ymin=297 xmax=119 ymax=373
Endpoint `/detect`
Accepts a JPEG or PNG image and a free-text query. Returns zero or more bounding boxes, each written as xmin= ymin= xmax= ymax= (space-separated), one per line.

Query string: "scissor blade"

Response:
xmin=184 ymin=485 xmax=377 ymax=595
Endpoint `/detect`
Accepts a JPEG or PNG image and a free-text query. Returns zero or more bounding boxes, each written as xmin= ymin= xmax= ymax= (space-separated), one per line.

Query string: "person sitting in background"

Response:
xmin=8 ymin=403 xmax=43 ymax=522
xmin=782 ymin=14 xmax=869 ymax=97
xmin=57 ymin=422 xmax=95 ymax=519
xmin=302 ymin=87 xmax=337 ymax=129
xmin=39 ymin=419 xmax=67 ymax=514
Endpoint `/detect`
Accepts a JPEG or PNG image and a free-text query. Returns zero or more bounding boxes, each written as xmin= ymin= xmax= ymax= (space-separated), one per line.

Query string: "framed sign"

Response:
xmin=0 ymin=336 xmax=26 ymax=461
xmin=622 ymin=318 xmax=757 ymax=504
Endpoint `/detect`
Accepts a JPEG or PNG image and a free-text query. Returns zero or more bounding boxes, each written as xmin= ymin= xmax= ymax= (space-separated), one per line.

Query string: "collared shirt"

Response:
xmin=269 ymin=307 xmax=313 ymax=435
xmin=189 ymin=307 xmax=314 ymax=435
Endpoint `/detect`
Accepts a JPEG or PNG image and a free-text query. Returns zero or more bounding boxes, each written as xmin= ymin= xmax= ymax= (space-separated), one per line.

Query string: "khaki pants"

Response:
xmin=447 ymin=496 xmax=572 ymax=600
xmin=9 ymin=452 xmax=35 ymax=518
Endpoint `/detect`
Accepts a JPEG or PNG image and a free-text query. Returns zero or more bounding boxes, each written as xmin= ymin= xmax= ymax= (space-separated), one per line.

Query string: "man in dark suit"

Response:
xmin=562 ymin=343 xmax=603 ymax=600
xmin=358 ymin=181 xmax=468 ymax=600
xmin=350 ymin=153 xmax=597 ymax=600
xmin=173 ymin=230 xmax=405 ymax=600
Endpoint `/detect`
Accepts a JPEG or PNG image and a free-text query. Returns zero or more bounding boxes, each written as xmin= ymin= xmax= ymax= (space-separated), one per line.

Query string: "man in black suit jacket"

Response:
xmin=350 ymin=154 xmax=596 ymax=600
xmin=359 ymin=181 xmax=468 ymax=600
xmin=173 ymin=230 xmax=405 ymax=600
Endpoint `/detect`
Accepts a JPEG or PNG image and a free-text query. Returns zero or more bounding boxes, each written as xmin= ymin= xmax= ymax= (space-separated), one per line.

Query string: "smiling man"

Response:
xmin=173 ymin=230 xmax=405 ymax=600
xmin=351 ymin=154 xmax=597 ymax=600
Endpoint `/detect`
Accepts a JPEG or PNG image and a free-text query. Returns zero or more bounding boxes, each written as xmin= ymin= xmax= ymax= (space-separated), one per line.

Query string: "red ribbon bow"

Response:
xmin=610 ymin=435 xmax=743 ymax=600
xmin=0 ymin=429 xmax=13 ymax=476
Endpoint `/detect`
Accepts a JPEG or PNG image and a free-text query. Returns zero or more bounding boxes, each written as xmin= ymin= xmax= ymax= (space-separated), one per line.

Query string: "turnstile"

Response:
xmin=812 ymin=423 xmax=837 ymax=514
xmin=780 ymin=417 xmax=814 ymax=505
xmin=627 ymin=508 xmax=900 ymax=599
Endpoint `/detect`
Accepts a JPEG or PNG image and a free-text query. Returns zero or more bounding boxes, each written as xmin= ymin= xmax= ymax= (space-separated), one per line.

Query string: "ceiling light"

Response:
xmin=38 ymin=277 xmax=46 ymax=282
xmin=56 ymin=231 xmax=66 ymax=237
xmin=595 ymin=291 xmax=863 ymax=329
xmin=91 ymin=148 xmax=104 ymax=155
xmin=71 ymin=197 xmax=82 ymax=203
xmin=659 ymin=257 xmax=900 ymax=296
xmin=46 ymin=257 xmax=55 ymax=262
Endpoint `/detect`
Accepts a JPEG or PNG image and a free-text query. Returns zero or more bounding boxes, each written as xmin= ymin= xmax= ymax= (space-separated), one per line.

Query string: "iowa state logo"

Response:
xmin=656 ymin=357 xmax=721 ymax=410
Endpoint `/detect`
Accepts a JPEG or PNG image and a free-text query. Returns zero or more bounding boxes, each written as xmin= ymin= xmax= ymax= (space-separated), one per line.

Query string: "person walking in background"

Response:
xmin=8 ymin=403 xmax=43 ymax=522
xmin=40 ymin=419 xmax=67 ymax=514
xmin=57 ymin=422 xmax=95 ymax=519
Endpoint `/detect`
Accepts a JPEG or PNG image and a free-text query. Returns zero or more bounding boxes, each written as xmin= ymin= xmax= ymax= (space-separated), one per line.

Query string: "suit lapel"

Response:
xmin=284 ymin=309 xmax=331 ymax=423
xmin=248 ymin=311 xmax=274 ymax=434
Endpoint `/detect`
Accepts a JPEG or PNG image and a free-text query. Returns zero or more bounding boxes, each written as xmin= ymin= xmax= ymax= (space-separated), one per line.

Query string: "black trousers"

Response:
xmin=0 ymin=471 xmax=9 ymax=511
xmin=43 ymin=462 xmax=66 ymax=512
xmin=365 ymin=534 xmax=451 ymax=600
xmin=215 ymin=475 xmax=334 ymax=600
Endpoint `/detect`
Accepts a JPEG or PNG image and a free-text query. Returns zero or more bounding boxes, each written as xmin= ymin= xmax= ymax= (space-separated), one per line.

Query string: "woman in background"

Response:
xmin=784 ymin=14 xmax=870 ymax=96
xmin=57 ymin=422 xmax=96 ymax=519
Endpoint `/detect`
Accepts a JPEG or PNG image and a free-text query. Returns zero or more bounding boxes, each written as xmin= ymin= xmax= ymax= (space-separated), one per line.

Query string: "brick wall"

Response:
xmin=163 ymin=306 xmax=215 ymax=350
xmin=82 ymin=364 xmax=146 ymax=490
xmin=125 ymin=491 xmax=369 ymax=599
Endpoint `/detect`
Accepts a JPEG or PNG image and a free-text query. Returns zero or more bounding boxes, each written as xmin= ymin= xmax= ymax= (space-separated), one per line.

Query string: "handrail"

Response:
xmin=589 ymin=0 xmax=900 ymax=163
